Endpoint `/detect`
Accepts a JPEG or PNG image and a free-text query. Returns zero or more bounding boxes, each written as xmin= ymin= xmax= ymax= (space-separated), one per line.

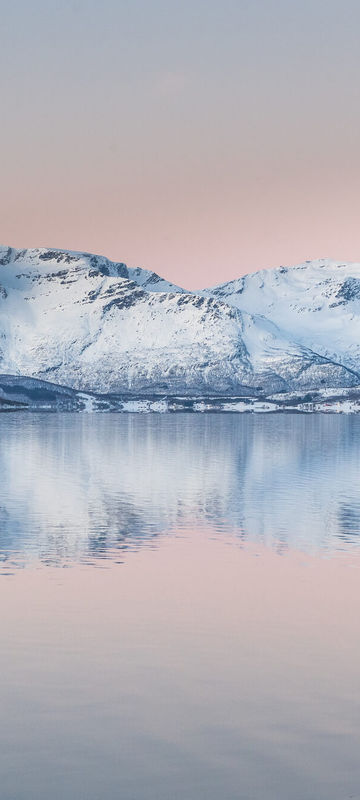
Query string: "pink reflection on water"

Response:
xmin=0 ymin=531 xmax=359 ymax=799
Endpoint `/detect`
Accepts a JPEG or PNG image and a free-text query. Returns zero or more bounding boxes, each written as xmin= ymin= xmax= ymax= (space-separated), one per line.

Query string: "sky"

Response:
xmin=1 ymin=0 xmax=360 ymax=288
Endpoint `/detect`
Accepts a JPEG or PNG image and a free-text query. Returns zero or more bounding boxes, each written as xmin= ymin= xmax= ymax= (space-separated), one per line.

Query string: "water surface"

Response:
xmin=0 ymin=413 xmax=360 ymax=799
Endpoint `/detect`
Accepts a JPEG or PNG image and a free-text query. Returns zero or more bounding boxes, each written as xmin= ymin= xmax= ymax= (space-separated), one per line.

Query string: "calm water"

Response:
xmin=0 ymin=413 xmax=360 ymax=799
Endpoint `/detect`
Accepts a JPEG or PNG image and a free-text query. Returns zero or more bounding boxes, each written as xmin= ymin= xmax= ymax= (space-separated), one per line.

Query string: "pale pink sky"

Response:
xmin=1 ymin=0 xmax=360 ymax=288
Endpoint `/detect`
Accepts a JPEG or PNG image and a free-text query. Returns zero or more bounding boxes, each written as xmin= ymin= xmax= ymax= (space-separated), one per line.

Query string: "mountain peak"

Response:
xmin=0 ymin=245 xmax=185 ymax=295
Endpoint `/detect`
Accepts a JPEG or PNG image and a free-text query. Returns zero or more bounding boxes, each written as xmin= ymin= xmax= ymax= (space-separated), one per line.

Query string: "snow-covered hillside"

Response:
xmin=0 ymin=246 xmax=252 ymax=395
xmin=206 ymin=258 xmax=360 ymax=376
xmin=0 ymin=247 xmax=359 ymax=397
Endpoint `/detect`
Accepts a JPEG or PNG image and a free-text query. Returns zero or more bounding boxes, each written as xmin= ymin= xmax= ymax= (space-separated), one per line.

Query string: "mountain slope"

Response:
xmin=205 ymin=258 xmax=360 ymax=375
xmin=0 ymin=247 xmax=254 ymax=394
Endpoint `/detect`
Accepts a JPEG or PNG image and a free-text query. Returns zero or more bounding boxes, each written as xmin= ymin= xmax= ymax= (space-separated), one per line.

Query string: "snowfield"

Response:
xmin=1 ymin=246 xmax=360 ymax=409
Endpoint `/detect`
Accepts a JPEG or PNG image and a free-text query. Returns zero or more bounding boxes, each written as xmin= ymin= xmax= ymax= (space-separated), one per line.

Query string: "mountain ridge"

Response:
xmin=1 ymin=246 xmax=359 ymax=401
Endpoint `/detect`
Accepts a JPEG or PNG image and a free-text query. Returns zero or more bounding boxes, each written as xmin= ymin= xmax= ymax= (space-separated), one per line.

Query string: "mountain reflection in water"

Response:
xmin=1 ymin=412 xmax=360 ymax=569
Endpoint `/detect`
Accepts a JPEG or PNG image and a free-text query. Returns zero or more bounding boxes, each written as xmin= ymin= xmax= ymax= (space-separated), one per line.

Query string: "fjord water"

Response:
xmin=0 ymin=414 xmax=360 ymax=799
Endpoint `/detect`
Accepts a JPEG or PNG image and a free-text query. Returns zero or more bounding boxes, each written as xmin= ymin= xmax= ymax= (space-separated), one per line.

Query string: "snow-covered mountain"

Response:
xmin=206 ymin=258 xmax=360 ymax=376
xmin=0 ymin=247 xmax=359 ymax=397
xmin=0 ymin=246 xmax=253 ymax=395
